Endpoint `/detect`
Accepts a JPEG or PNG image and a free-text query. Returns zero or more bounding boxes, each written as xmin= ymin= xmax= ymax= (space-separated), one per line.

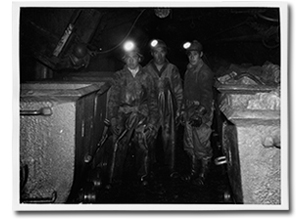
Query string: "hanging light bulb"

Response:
xmin=154 ymin=8 xmax=171 ymax=18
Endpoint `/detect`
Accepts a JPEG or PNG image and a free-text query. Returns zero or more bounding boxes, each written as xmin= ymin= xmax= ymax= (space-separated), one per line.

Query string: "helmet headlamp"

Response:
xmin=123 ymin=41 xmax=135 ymax=52
xmin=184 ymin=40 xmax=203 ymax=53
xmin=150 ymin=39 xmax=158 ymax=48
xmin=183 ymin=42 xmax=191 ymax=50
xmin=149 ymin=39 xmax=167 ymax=51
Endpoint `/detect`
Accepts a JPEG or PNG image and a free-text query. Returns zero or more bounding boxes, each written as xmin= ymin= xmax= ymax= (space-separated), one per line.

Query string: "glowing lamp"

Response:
xmin=183 ymin=42 xmax=191 ymax=49
xmin=123 ymin=41 xmax=135 ymax=52
xmin=150 ymin=39 xmax=158 ymax=48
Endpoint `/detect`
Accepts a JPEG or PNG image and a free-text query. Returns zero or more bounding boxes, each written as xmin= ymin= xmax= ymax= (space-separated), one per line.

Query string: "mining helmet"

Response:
xmin=184 ymin=40 xmax=203 ymax=53
xmin=150 ymin=39 xmax=167 ymax=51
xmin=122 ymin=40 xmax=143 ymax=60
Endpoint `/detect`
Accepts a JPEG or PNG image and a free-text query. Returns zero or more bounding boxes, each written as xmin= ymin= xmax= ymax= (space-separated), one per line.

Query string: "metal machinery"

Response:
xmin=215 ymin=83 xmax=280 ymax=204
xmin=20 ymin=81 xmax=110 ymax=203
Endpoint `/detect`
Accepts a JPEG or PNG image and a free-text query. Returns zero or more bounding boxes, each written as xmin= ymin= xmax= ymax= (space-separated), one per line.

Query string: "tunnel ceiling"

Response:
xmin=19 ymin=6 xmax=280 ymax=76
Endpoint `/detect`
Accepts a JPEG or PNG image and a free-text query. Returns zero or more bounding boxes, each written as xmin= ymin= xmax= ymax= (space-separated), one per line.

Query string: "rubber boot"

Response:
xmin=138 ymin=154 xmax=150 ymax=187
xmin=167 ymin=161 xmax=179 ymax=179
xmin=200 ymin=159 xmax=210 ymax=180
xmin=181 ymin=155 xmax=201 ymax=182
xmin=191 ymin=159 xmax=210 ymax=186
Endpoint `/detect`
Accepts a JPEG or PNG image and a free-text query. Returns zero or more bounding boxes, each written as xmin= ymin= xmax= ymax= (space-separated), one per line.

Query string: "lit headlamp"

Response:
xmin=123 ymin=40 xmax=136 ymax=52
xmin=122 ymin=40 xmax=143 ymax=60
xmin=183 ymin=42 xmax=191 ymax=50
xmin=150 ymin=39 xmax=158 ymax=48
xmin=183 ymin=40 xmax=203 ymax=53
xmin=150 ymin=39 xmax=167 ymax=51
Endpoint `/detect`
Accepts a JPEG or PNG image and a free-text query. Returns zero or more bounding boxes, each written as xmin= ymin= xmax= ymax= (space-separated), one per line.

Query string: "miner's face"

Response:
xmin=125 ymin=52 xmax=140 ymax=69
xmin=188 ymin=51 xmax=202 ymax=66
xmin=152 ymin=47 xmax=167 ymax=65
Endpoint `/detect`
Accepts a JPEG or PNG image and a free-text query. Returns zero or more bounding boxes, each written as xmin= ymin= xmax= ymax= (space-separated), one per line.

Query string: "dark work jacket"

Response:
xmin=144 ymin=59 xmax=183 ymax=127
xmin=108 ymin=65 xmax=159 ymax=130
xmin=144 ymin=59 xmax=183 ymax=170
xmin=183 ymin=60 xmax=214 ymax=116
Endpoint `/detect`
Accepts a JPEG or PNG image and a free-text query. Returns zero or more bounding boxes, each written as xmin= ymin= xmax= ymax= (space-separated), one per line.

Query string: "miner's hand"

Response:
xmin=144 ymin=124 xmax=156 ymax=140
xmin=189 ymin=115 xmax=202 ymax=127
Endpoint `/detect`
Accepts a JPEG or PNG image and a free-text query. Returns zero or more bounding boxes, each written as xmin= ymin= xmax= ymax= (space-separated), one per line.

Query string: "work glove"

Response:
xmin=144 ymin=124 xmax=156 ymax=140
xmin=188 ymin=115 xmax=202 ymax=127
xmin=175 ymin=109 xmax=186 ymax=127
xmin=188 ymin=105 xmax=207 ymax=128
xmin=197 ymin=105 xmax=207 ymax=116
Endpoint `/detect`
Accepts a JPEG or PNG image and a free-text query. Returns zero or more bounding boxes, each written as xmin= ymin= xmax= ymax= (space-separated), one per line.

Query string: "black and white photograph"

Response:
xmin=12 ymin=1 xmax=289 ymax=211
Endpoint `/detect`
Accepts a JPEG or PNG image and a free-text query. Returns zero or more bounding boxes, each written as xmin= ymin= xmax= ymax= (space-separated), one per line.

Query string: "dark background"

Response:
xmin=19 ymin=7 xmax=280 ymax=81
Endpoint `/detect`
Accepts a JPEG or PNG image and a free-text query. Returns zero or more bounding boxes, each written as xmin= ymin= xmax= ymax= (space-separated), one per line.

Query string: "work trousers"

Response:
xmin=152 ymin=90 xmax=176 ymax=172
xmin=183 ymin=105 xmax=214 ymax=162
xmin=108 ymin=113 xmax=153 ymax=183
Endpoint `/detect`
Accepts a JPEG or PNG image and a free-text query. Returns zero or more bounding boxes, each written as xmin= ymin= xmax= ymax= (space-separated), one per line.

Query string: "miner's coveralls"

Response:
xmin=144 ymin=60 xmax=183 ymax=173
xmin=107 ymin=65 xmax=159 ymax=183
xmin=183 ymin=60 xmax=214 ymax=163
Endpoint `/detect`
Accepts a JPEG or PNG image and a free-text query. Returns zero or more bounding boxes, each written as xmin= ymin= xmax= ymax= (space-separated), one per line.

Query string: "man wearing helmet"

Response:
xmin=107 ymin=41 xmax=159 ymax=188
xmin=144 ymin=39 xmax=183 ymax=180
xmin=180 ymin=40 xmax=215 ymax=186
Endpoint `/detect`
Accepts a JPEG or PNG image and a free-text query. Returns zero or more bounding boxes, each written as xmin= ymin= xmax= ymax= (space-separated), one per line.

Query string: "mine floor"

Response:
xmin=77 ymin=125 xmax=236 ymax=204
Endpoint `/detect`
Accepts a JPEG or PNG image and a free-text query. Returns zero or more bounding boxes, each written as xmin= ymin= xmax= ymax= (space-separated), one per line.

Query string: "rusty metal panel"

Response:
xmin=235 ymin=120 xmax=280 ymax=204
xmin=221 ymin=120 xmax=243 ymax=204
xmin=59 ymin=74 xmax=113 ymax=172
xmin=216 ymin=84 xmax=281 ymax=204
xmin=20 ymin=82 xmax=105 ymax=203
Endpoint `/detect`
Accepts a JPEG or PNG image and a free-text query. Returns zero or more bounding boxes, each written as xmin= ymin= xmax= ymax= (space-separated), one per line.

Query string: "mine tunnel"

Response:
xmin=19 ymin=6 xmax=281 ymax=205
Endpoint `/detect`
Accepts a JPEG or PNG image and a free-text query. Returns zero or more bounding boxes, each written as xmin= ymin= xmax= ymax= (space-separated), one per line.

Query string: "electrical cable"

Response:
xmin=262 ymin=37 xmax=280 ymax=49
xmin=257 ymin=12 xmax=279 ymax=23
xmin=93 ymin=9 xmax=146 ymax=55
